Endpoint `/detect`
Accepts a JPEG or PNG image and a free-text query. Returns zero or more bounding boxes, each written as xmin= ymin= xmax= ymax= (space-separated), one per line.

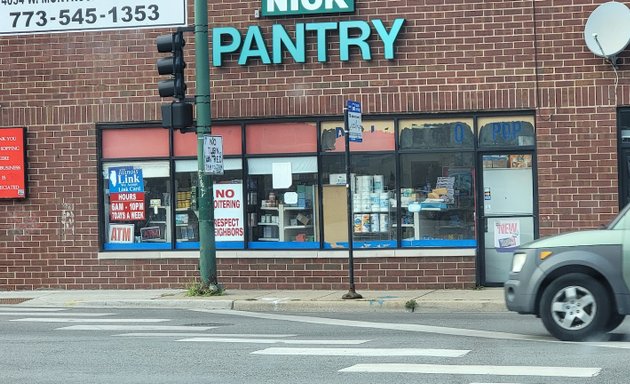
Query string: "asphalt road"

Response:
xmin=0 ymin=306 xmax=629 ymax=384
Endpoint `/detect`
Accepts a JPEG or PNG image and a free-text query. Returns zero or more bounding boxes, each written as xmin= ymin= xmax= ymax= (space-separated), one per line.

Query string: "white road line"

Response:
xmin=180 ymin=337 xmax=369 ymax=345
xmin=203 ymin=309 xmax=549 ymax=342
xmin=57 ymin=325 xmax=215 ymax=331
xmin=0 ymin=308 xmax=65 ymax=312
xmin=114 ymin=333 xmax=297 ymax=338
xmin=204 ymin=310 xmax=630 ymax=350
xmin=252 ymin=347 xmax=470 ymax=357
xmin=339 ymin=363 xmax=601 ymax=378
xmin=583 ymin=341 xmax=630 ymax=350
xmin=0 ymin=312 xmax=113 ymax=317
xmin=10 ymin=318 xmax=169 ymax=323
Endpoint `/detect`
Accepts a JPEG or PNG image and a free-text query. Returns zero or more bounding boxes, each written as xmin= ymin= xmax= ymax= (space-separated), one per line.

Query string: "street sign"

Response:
xmin=0 ymin=0 xmax=187 ymax=36
xmin=347 ymin=100 xmax=362 ymax=142
xmin=203 ymin=135 xmax=224 ymax=175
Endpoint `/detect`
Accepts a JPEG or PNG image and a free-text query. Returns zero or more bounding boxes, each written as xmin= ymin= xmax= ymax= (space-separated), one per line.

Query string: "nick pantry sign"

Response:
xmin=262 ymin=0 xmax=355 ymax=16
xmin=213 ymin=0 xmax=404 ymax=66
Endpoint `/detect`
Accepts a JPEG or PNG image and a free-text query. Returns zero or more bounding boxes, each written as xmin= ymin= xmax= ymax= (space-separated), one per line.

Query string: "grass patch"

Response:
xmin=405 ymin=299 xmax=418 ymax=312
xmin=186 ymin=281 xmax=225 ymax=297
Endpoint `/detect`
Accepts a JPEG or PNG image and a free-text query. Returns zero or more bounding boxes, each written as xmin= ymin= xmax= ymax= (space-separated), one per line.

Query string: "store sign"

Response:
xmin=262 ymin=0 xmax=355 ymax=16
xmin=108 ymin=166 xmax=144 ymax=193
xmin=213 ymin=18 xmax=404 ymax=66
xmin=110 ymin=192 xmax=145 ymax=221
xmin=0 ymin=127 xmax=27 ymax=199
xmin=0 ymin=0 xmax=188 ymax=36
xmin=214 ymin=184 xmax=244 ymax=241
xmin=494 ymin=220 xmax=520 ymax=250
xmin=108 ymin=224 xmax=134 ymax=243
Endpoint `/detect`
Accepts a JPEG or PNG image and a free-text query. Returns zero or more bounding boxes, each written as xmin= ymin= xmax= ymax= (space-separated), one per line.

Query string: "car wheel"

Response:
xmin=540 ymin=273 xmax=611 ymax=341
xmin=605 ymin=313 xmax=625 ymax=332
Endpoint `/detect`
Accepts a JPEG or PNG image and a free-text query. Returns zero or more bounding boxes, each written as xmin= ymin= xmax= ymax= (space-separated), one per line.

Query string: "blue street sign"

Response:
xmin=347 ymin=100 xmax=362 ymax=142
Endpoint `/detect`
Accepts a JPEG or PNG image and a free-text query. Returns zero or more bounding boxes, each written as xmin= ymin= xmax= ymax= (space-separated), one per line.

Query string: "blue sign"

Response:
xmin=108 ymin=167 xmax=144 ymax=193
xmin=347 ymin=100 xmax=362 ymax=142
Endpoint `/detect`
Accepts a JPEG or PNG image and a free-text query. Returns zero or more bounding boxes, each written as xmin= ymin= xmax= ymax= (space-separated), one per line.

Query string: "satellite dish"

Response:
xmin=584 ymin=1 xmax=630 ymax=60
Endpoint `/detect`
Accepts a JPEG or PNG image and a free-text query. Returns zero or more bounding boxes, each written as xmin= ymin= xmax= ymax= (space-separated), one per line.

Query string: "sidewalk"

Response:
xmin=0 ymin=288 xmax=507 ymax=313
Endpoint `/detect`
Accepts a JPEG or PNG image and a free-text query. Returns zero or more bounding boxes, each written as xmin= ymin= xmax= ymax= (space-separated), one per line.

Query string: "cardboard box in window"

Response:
xmin=296 ymin=213 xmax=310 ymax=225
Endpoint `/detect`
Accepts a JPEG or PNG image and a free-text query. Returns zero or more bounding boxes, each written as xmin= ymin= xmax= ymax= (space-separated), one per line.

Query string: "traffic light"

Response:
xmin=156 ymin=30 xmax=195 ymax=133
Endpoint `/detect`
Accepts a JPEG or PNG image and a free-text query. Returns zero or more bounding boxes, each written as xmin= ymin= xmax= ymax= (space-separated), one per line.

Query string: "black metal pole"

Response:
xmin=342 ymin=105 xmax=361 ymax=300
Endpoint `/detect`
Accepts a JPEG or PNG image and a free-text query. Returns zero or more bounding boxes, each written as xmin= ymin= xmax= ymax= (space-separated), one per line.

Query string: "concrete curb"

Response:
xmin=231 ymin=300 xmax=507 ymax=313
xmin=0 ymin=288 xmax=508 ymax=313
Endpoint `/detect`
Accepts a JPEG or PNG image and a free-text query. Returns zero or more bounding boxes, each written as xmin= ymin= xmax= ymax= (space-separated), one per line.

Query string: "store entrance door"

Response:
xmin=479 ymin=153 xmax=536 ymax=285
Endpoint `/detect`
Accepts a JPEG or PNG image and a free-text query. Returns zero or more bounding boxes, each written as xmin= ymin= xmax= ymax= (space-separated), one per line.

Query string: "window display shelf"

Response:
xmin=284 ymin=225 xmax=312 ymax=230
xmin=255 ymin=203 xmax=315 ymax=242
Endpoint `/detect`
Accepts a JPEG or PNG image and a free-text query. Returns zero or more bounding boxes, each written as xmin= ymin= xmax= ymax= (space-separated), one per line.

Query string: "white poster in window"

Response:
xmin=494 ymin=220 xmax=520 ymax=250
xmin=214 ymin=183 xmax=244 ymax=241
xmin=272 ymin=162 xmax=292 ymax=189
xmin=203 ymin=135 xmax=224 ymax=175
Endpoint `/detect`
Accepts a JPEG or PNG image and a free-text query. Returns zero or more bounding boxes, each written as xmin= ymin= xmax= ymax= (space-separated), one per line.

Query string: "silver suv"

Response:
xmin=504 ymin=204 xmax=630 ymax=341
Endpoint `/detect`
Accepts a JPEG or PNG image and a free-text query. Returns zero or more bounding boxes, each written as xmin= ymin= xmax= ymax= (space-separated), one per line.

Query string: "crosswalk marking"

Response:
xmin=114 ymin=333 xmax=297 ymax=338
xmin=57 ymin=325 xmax=215 ymax=331
xmin=10 ymin=318 xmax=169 ymax=323
xmin=252 ymin=347 xmax=470 ymax=357
xmin=0 ymin=312 xmax=113 ymax=317
xmin=339 ymin=364 xmax=601 ymax=378
xmin=180 ymin=337 xmax=369 ymax=345
xmin=0 ymin=308 xmax=65 ymax=312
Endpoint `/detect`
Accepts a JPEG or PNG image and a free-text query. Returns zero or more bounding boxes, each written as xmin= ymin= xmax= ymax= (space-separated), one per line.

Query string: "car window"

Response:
xmin=609 ymin=203 xmax=630 ymax=230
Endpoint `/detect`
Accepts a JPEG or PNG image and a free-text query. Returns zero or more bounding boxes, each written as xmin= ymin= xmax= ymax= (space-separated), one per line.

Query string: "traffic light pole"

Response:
xmin=193 ymin=0 xmax=217 ymax=288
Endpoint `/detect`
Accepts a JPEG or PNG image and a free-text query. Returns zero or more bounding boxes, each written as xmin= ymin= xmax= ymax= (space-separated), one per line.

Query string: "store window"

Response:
xmin=321 ymin=120 xmax=395 ymax=152
xmin=399 ymin=119 xmax=475 ymax=150
xmin=102 ymin=128 xmax=169 ymax=158
xmin=247 ymin=156 xmax=319 ymax=249
xmin=398 ymin=118 xmax=475 ymax=247
xmin=320 ymin=153 xmax=396 ymax=248
xmin=175 ymin=159 xmax=244 ymax=249
xmin=246 ymin=122 xmax=317 ymax=154
xmin=174 ymin=125 xmax=242 ymax=156
xmin=102 ymin=161 xmax=171 ymax=250
xmin=478 ymin=117 xmax=535 ymax=147
xmin=399 ymin=153 xmax=476 ymax=247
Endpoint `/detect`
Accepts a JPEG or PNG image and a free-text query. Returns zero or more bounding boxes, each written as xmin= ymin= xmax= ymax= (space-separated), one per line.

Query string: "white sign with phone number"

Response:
xmin=0 ymin=0 xmax=187 ymax=36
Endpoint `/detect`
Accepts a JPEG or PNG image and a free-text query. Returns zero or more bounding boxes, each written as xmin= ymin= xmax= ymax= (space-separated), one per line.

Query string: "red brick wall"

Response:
xmin=0 ymin=1 xmax=624 ymax=290
xmin=0 ymin=256 xmax=474 ymax=290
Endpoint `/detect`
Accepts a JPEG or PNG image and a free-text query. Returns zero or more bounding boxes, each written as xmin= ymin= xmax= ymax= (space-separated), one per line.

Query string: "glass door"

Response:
xmin=479 ymin=153 xmax=536 ymax=285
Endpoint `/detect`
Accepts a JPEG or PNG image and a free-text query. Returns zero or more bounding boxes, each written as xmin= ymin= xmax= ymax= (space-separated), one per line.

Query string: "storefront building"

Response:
xmin=0 ymin=1 xmax=627 ymax=290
